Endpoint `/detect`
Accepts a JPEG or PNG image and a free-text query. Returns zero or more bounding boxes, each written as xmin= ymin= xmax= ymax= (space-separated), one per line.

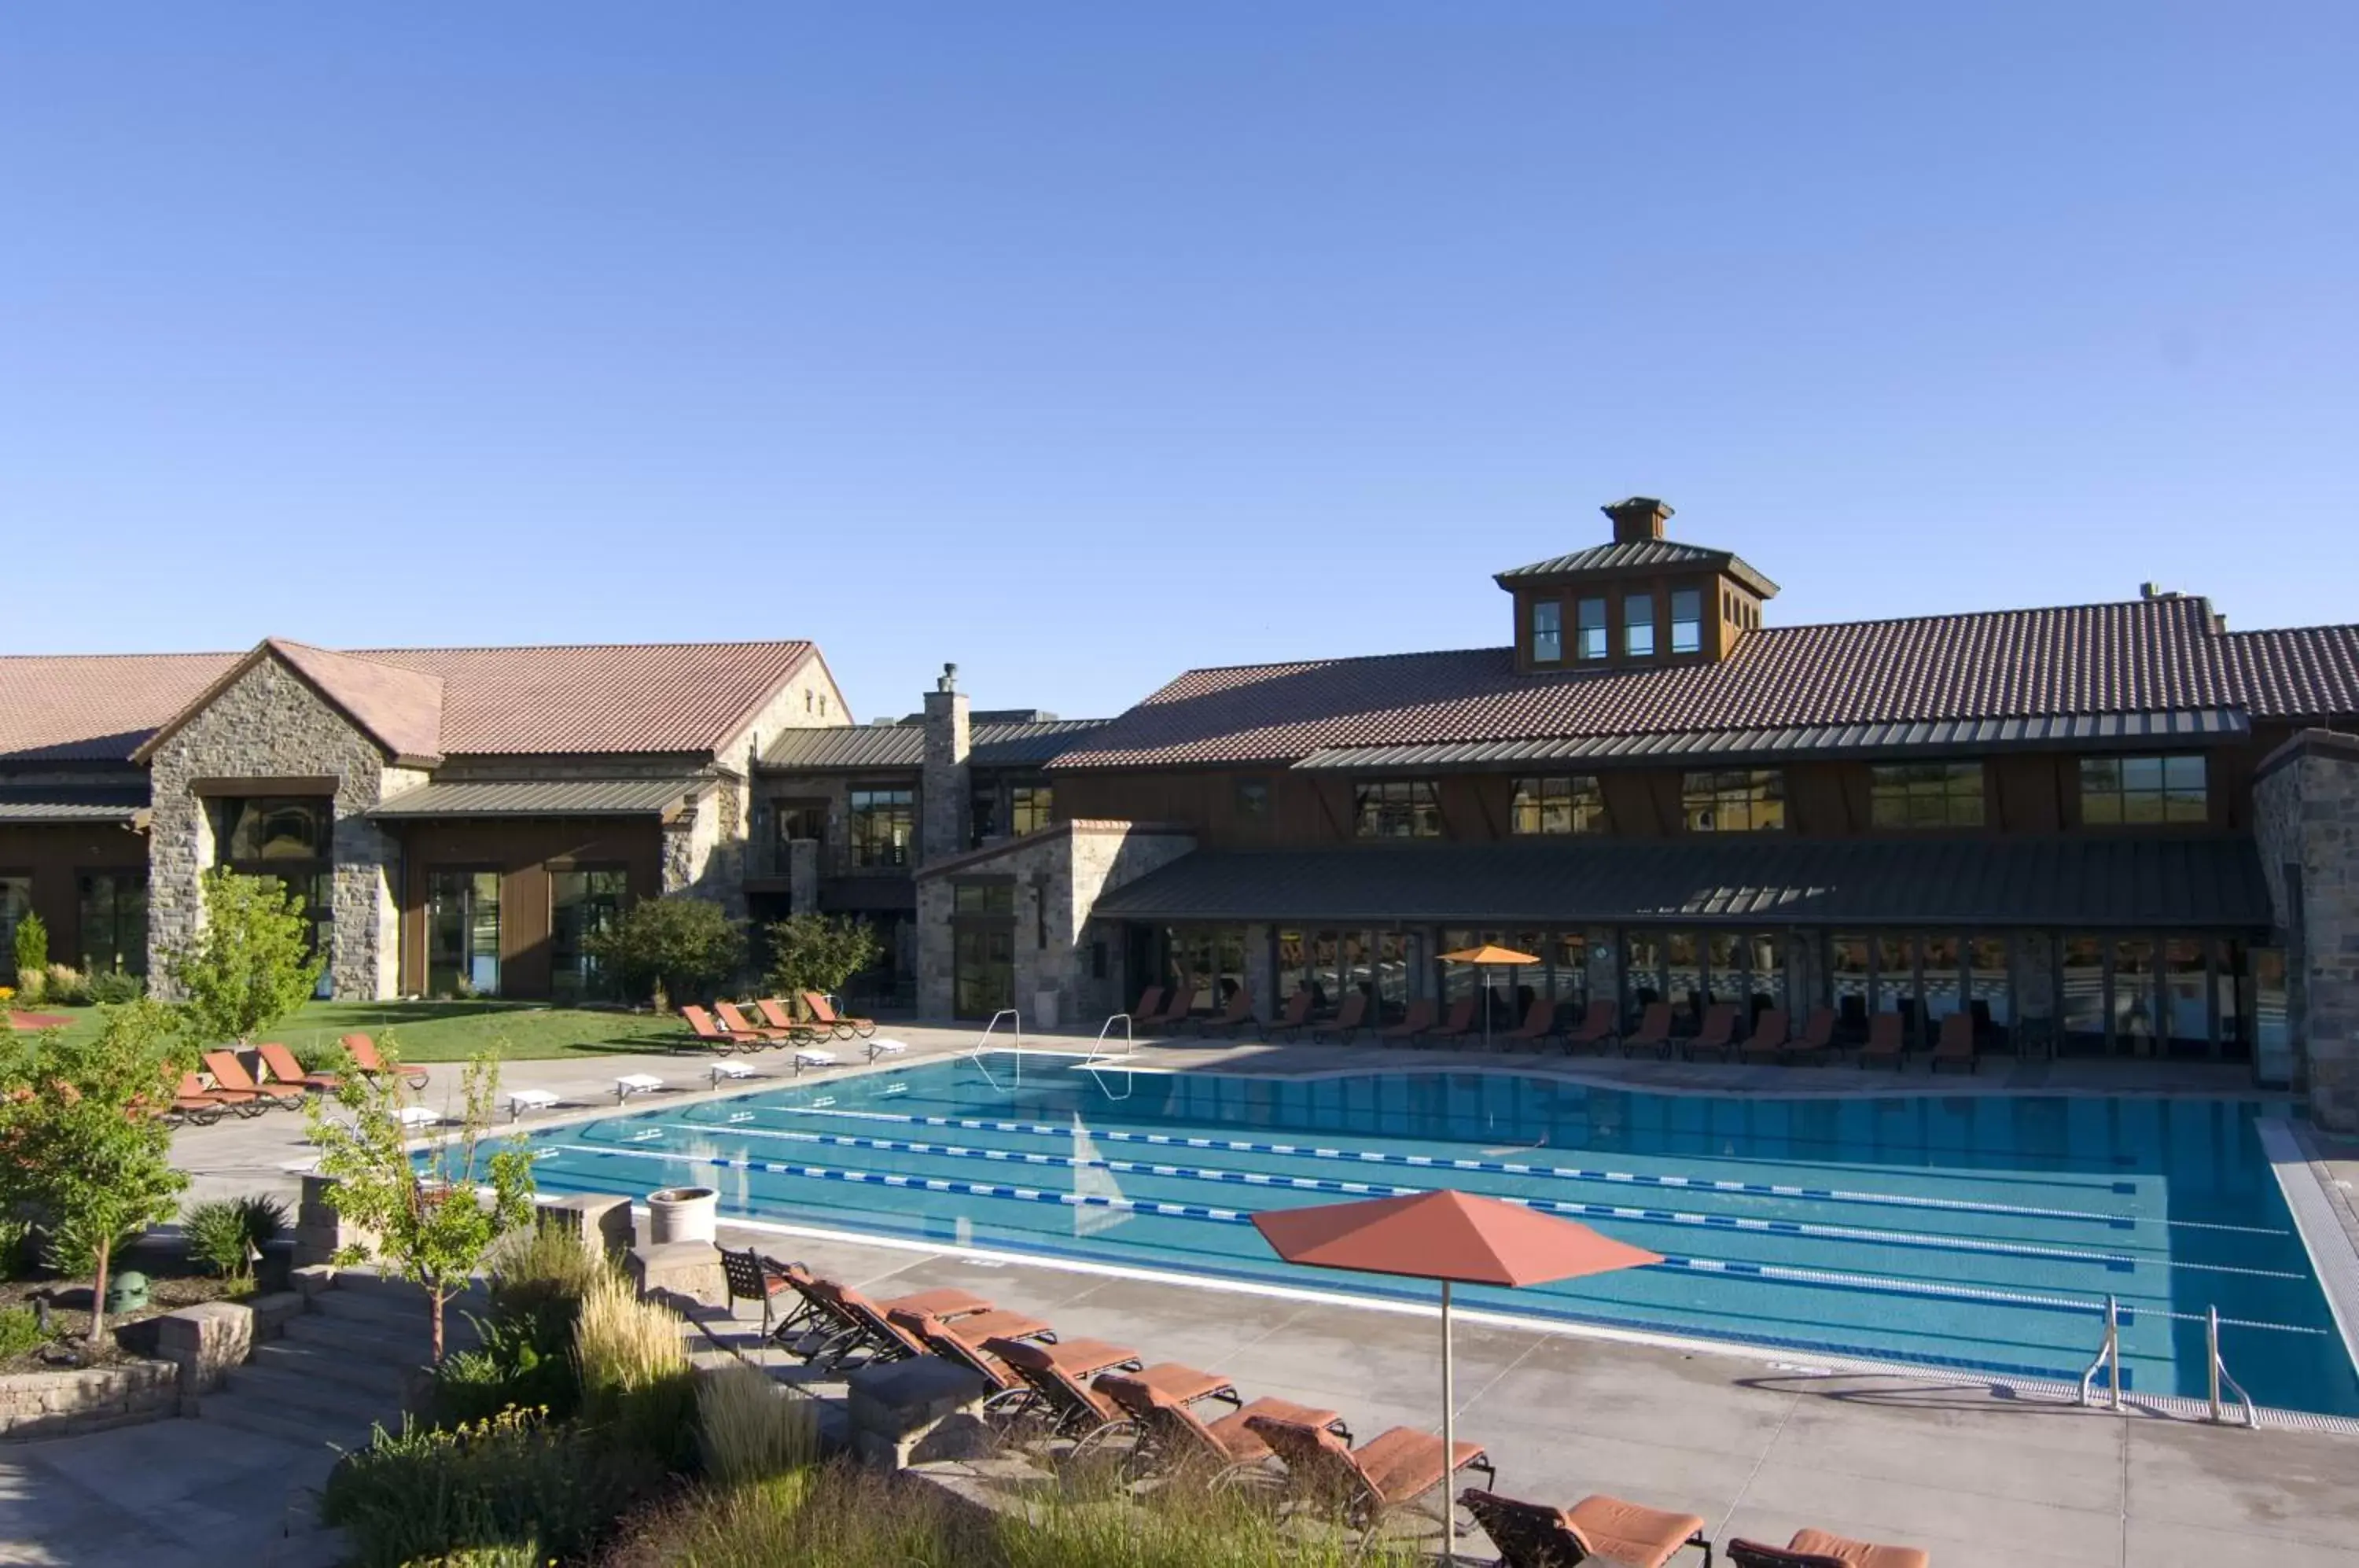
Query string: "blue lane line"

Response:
xmin=627 ymin=1121 xmax=2309 ymax=1278
xmin=690 ymin=1102 xmax=2285 ymax=1236
xmin=561 ymin=1140 xmax=2334 ymax=1330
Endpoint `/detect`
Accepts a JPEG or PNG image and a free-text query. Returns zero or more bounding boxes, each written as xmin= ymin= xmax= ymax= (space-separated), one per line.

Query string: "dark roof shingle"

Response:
xmin=1053 ymin=597 xmax=2356 ymax=770
xmin=1495 ymin=538 xmax=1780 ymax=598
xmin=763 ymin=718 xmax=1108 ymax=771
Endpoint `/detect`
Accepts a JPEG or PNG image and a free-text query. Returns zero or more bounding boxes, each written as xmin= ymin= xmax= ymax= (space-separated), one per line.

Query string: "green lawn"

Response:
xmin=10 ymin=999 xmax=690 ymax=1062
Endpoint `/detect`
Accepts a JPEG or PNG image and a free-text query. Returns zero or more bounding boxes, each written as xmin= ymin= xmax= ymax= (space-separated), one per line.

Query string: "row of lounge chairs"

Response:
xmin=1133 ymin=985 xmax=1980 ymax=1072
xmin=683 ymin=994 xmax=904 ymax=1062
xmin=164 ymin=1035 xmax=425 ymax=1124
xmin=721 ymin=1247 xmax=1926 ymax=1566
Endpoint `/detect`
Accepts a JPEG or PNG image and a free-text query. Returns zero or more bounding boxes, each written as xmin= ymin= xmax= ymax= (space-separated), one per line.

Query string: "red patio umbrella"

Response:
xmin=1436 ymin=944 xmax=1540 ymax=1049
xmin=1253 ymin=1189 xmax=1662 ymax=1562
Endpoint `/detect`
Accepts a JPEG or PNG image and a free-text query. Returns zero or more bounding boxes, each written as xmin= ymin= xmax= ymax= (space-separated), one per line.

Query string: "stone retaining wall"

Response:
xmin=0 ymin=1358 xmax=180 ymax=1440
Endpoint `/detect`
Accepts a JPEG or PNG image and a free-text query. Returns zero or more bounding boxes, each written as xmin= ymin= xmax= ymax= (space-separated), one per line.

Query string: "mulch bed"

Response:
xmin=0 ymin=1242 xmax=249 ymax=1372
xmin=2 ymin=1012 xmax=73 ymax=1032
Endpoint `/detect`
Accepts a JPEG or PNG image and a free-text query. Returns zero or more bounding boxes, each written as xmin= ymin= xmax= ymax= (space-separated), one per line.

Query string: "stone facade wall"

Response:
xmin=2254 ymin=734 xmax=2359 ymax=1130
xmin=1583 ymin=925 xmax=1621 ymax=1013
xmin=920 ymin=687 xmax=971 ymax=867
xmin=145 ymin=653 xmax=410 ymax=1002
xmin=0 ymin=1359 xmax=179 ymax=1440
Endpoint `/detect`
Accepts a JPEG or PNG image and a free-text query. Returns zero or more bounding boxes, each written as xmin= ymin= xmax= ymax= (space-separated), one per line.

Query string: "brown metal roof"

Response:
xmin=1055 ymin=597 xmax=2359 ymax=771
xmin=762 ymin=717 xmax=1109 ymax=771
xmin=370 ymin=776 xmax=705 ymax=819
xmin=0 ymin=786 xmax=149 ymax=825
xmin=1089 ymin=834 xmax=2273 ymax=929
xmin=13 ymin=638 xmax=817 ymax=764
xmin=1493 ymin=538 xmax=1780 ymax=598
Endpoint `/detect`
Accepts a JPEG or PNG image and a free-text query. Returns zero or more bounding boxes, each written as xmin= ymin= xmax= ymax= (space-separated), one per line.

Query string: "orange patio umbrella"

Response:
xmin=1253 ymin=1189 xmax=1662 ymax=1562
xmin=1436 ymin=944 xmax=1540 ymax=1048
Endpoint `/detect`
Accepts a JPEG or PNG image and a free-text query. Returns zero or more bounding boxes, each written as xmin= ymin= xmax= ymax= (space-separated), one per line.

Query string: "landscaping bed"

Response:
xmin=13 ymin=999 xmax=694 ymax=1062
xmin=0 ymin=1239 xmax=250 ymax=1372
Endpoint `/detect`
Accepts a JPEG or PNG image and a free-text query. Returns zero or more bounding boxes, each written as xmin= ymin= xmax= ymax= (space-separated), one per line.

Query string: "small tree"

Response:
xmin=584 ymin=895 xmax=745 ymax=1010
xmin=0 ymin=1000 xmax=190 ymax=1344
xmin=167 ymin=869 xmax=324 ymax=1046
xmin=9 ymin=911 xmax=46 ymax=994
xmin=306 ymin=1047 xmax=535 ymax=1363
xmin=763 ymin=913 xmax=881 ymax=1016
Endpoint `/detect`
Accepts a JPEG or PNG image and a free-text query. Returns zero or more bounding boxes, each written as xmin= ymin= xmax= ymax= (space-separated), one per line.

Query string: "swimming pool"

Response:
xmin=514 ymin=1052 xmax=2359 ymax=1418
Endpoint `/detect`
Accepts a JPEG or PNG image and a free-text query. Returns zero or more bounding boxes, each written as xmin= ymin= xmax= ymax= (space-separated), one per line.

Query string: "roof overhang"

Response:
xmin=0 ymin=786 xmax=150 ymax=826
xmin=370 ymin=777 xmax=708 ymax=822
xmin=1290 ymin=709 xmax=2252 ymax=773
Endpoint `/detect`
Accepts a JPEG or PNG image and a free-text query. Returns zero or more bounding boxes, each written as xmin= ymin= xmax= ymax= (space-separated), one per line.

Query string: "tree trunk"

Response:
xmin=429 ymin=1286 xmax=445 ymax=1364
xmin=89 ymin=1237 xmax=110 ymax=1346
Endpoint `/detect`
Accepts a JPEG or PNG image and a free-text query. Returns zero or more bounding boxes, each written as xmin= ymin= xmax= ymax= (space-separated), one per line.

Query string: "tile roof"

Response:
xmin=370 ymin=776 xmax=705 ymax=819
xmin=1054 ymin=596 xmax=2359 ymax=770
xmin=12 ymin=639 xmax=819 ymax=765
xmin=1494 ymin=538 xmax=1780 ymax=598
xmin=1091 ymin=835 xmax=2273 ymax=929
xmin=0 ymin=652 xmax=241 ymax=764
xmin=763 ymin=718 xmax=1110 ymax=771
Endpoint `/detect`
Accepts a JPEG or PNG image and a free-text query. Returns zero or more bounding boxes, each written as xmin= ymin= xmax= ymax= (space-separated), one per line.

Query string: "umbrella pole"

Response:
xmin=1441 ymin=1278 xmax=1457 ymax=1565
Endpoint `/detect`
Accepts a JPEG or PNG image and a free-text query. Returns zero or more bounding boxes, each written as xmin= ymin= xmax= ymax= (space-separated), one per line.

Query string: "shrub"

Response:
xmin=321 ymin=1408 xmax=613 ymax=1568
xmin=293 ymin=1038 xmax=350 ymax=1073
xmin=86 ymin=969 xmax=145 ymax=1005
xmin=602 ymin=1465 xmax=962 ymax=1568
xmin=167 ymin=869 xmax=322 ymax=1046
xmin=488 ymin=1215 xmax=614 ymax=1323
xmin=10 ymin=913 xmax=46 ymax=994
xmin=575 ymin=1272 xmax=698 ymax=1470
xmin=585 ymin=896 xmax=746 ymax=1010
xmin=182 ymin=1194 xmax=289 ymax=1280
xmin=697 ymin=1361 xmax=819 ymax=1485
xmin=41 ymin=966 xmax=91 ymax=1007
xmin=432 ymin=1219 xmax=611 ymax=1427
xmin=0 ymin=1305 xmax=49 ymax=1360
xmin=760 ymin=914 xmax=881 ymax=1015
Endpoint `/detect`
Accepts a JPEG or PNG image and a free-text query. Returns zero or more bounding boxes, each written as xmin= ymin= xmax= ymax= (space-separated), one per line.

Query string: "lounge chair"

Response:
xmin=255 ymin=1041 xmax=339 ymax=1094
xmin=1267 ymin=989 xmax=1316 ymax=1040
xmin=1858 ymin=1011 xmax=1908 ymax=1069
xmin=1143 ymin=988 xmax=1197 ymax=1035
xmin=1737 ymin=1008 xmax=1792 ymax=1063
xmin=982 ymin=1334 xmax=1222 ymax=1442
xmin=715 ymin=1000 xmax=797 ymax=1044
xmin=1245 ymin=1414 xmax=1495 ymax=1544
xmin=1781 ymin=1006 xmax=1840 ymax=1065
xmin=1682 ymin=1003 xmax=1742 ymax=1062
xmin=1728 ymin=1529 xmax=1929 ymax=1568
xmin=1309 ymin=992 xmax=1367 ymax=1043
xmin=754 ymin=996 xmax=826 ymax=1044
xmin=1128 ymin=985 xmax=1166 ymax=1026
xmin=1500 ymin=998 xmax=1559 ymax=1050
xmin=1377 ymin=999 xmax=1438 ymax=1044
xmin=802 ymin=1276 xmax=1042 ymax=1370
xmin=1462 ymin=1488 xmax=1713 ymax=1568
xmin=1562 ymin=999 xmax=1619 ymax=1055
xmin=801 ymin=992 xmax=877 ymax=1040
xmin=165 ymin=1072 xmax=239 ymax=1125
xmin=1620 ymin=1002 xmax=1675 ymax=1058
xmin=201 ymin=1050 xmax=305 ymax=1112
xmin=1929 ymin=1010 xmax=1977 ymax=1074
xmin=719 ymin=1246 xmax=815 ymax=1346
xmin=341 ymin=1033 xmax=430 ymax=1088
xmin=1091 ymin=1370 xmax=1348 ymax=1479
xmin=683 ymin=1005 xmax=755 ymax=1054
xmin=1196 ymin=989 xmax=1256 ymax=1037
xmin=889 ymin=1309 xmax=1104 ymax=1429
xmin=1424 ymin=997 xmax=1480 ymax=1041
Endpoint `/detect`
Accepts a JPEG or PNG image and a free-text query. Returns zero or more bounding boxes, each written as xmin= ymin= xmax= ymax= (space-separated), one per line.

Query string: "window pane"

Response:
xmin=1669 ymin=588 xmax=1702 ymax=654
xmin=2120 ymin=756 xmax=2164 ymax=793
xmin=1531 ymin=601 xmax=1562 ymax=662
xmin=1576 ymin=598 xmax=1607 ymax=661
xmin=1624 ymin=594 xmax=1656 ymax=657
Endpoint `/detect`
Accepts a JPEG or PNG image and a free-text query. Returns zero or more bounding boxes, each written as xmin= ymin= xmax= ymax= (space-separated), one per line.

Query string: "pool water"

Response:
xmin=513 ymin=1052 xmax=2359 ymax=1417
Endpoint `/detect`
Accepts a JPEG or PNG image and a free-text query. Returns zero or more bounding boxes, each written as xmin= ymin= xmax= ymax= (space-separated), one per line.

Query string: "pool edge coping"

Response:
xmin=2262 ymin=1117 xmax=2359 ymax=1386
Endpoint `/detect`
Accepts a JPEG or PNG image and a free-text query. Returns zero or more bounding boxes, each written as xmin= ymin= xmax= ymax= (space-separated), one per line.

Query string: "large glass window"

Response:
xmin=1511 ymin=775 xmax=1606 ymax=835
xmin=2113 ymin=937 xmax=2157 ymax=1051
xmin=953 ymin=882 xmax=1015 ymax=918
xmin=2164 ymin=937 xmax=2209 ymax=1055
xmin=1010 ymin=783 xmax=1054 ymax=837
xmin=1967 ymin=937 xmax=2011 ymax=1031
xmin=1870 ymin=762 xmax=1985 ymax=829
xmin=1624 ymin=593 xmax=1656 ymax=657
xmin=1665 ymin=931 xmax=1702 ymax=1023
xmin=550 ymin=868 xmax=627 ymax=1004
xmin=1669 ymin=587 xmax=1703 ymax=655
xmin=0 ymin=878 xmax=31 ymax=985
xmin=1831 ymin=933 xmax=1871 ymax=1036
xmin=1552 ymin=932 xmax=1588 ymax=1006
xmin=1623 ymin=929 xmax=1665 ymax=1011
xmin=953 ymin=926 xmax=1014 ymax=1018
xmin=1874 ymin=933 xmax=1919 ymax=1033
xmin=1682 ymin=768 xmax=1785 ymax=832
xmin=427 ymin=870 xmax=501 ymax=997
xmin=78 ymin=870 xmax=149 ymax=977
xmin=2080 ymin=755 xmax=2207 ymax=825
xmin=2061 ymin=936 xmax=2106 ymax=1051
xmin=848 ymin=787 xmax=915 ymax=867
xmin=1575 ymin=598 xmax=1607 ymax=661
xmin=1530 ymin=601 xmax=1562 ymax=663
xmin=1353 ymin=780 xmax=1440 ymax=839
xmin=222 ymin=797 xmax=329 ymax=860
xmin=969 ymin=782 xmax=1003 ymax=845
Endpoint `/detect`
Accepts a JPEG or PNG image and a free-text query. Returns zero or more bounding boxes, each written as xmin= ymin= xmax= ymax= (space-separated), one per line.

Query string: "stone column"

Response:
xmin=2254 ymin=732 xmax=2359 ymax=1129
xmin=787 ymin=838 xmax=819 ymax=915
xmin=1584 ymin=926 xmax=1621 ymax=1018
xmin=920 ymin=665 xmax=971 ymax=867
xmin=1243 ymin=924 xmax=1275 ymax=1026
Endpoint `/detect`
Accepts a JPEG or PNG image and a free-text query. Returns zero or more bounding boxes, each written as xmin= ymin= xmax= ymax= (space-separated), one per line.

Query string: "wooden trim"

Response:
xmin=190 ymin=776 xmax=341 ymax=797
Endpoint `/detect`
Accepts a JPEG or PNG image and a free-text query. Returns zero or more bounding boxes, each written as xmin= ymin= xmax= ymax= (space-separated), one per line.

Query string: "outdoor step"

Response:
xmin=281 ymin=1310 xmax=441 ymax=1364
xmin=251 ymin=1336 xmax=413 ymax=1397
xmin=201 ymin=1393 xmax=368 ymax=1450
xmin=312 ymin=1279 xmax=488 ymax=1323
xmin=256 ymin=1525 xmax=353 ymax=1568
xmin=228 ymin=1362 xmax=403 ymax=1424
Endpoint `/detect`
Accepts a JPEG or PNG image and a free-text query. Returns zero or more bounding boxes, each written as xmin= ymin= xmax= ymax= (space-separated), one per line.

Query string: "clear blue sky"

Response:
xmin=4 ymin=4 xmax=2353 ymax=723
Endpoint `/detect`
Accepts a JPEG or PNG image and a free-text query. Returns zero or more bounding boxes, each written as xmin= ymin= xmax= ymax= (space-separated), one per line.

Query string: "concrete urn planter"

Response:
xmin=647 ymin=1187 xmax=718 ymax=1246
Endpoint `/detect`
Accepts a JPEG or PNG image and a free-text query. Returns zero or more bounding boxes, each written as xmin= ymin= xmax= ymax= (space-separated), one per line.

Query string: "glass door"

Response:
xmin=953 ymin=926 xmax=1014 ymax=1019
xmin=550 ymin=869 xmax=627 ymax=1004
xmin=428 ymin=870 xmax=502 ymax=998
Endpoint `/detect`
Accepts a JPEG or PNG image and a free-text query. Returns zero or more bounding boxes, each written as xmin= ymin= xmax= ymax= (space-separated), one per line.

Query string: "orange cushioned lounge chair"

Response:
xmin=683 ymin=1005 xmax=755 ymax=1054
xmin=1737 ymin=1008 xmax=1792 ymax=1063
xmin=256 ymin=1041 xmax=340 ymax=1094
xmin=715 ymin=1000 xmax=796 ymax=1043
xmin=1620 ymin=1002 xmax=1675 ymax=1058
xmin=891 ymin=1309 xmax=1125 ymax=1434
xmin=1858 ymin=1011 xmax=1908 ymax=1069
xmin=1245 ymin=1413 xmax=1495 ymax=1546
xmin=1562 ymin=999 xmax=1619 ymax=1055
xmin=801 ymin=992 xmax=876 ymax=1040
xmin=1091 ymin=1369 xmax=1348 ymax=1479
xmin=985 ymin=1334 xmax=1226 ymax=1443
xmin=754 ymin=996 xmax=825 ymax=1043
xmin=201 ymin=1050 xmax=305 ymax=1112
xmin=1425 ymin=996 xmax=1479 ymax=1041
xmin=1463 ymin=1487 xmax=1713 ymax=1568
xmin=1197 ymin=988 xmax=1256 ymax=1037
xmin=1500 ymin=997 xmax=1559 ymax=1049
xmin=1682 ymin=1003 xmax=1743 ymax=1062
xmin=1310 ymin=991 xmax=1368 ymax=1043
xmin=1728 ymin=1528 xmax=1930 ymax=1568
xmin=1377 ymin=998 xmax=1438 ymax=1044
xmin=1780 ymin=1006 xmax=1840 ymax=1065
xmin=341 ymin=1033 xmax=429 ymax=1088
xmin=1128 ymin=985 xmax=1166 ymax=1025
xmin=1929 ymin=1010 xmax=1978 ymax=1074
xmin=797 ymin=1274 xmax=1040 ymax=1370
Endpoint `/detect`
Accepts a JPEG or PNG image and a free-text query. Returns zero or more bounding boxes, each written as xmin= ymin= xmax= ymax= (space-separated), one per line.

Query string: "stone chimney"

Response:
xmin=1603 ymin=496 xmax=1673 ymax=543
xmin=920 ymin=662 xmax=970 ymax=864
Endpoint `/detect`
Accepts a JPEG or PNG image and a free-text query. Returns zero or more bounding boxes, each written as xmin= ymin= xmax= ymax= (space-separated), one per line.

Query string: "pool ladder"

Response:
xmin=2076 ymin=1294 xmax=2257 ymax=1428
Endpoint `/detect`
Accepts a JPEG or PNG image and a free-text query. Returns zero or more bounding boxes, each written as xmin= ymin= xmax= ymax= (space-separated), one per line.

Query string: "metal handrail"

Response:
xmin=2077 ymin=1294 xmax=2122 ymax=1411
xmin=2208 ymin=1305 xmax=2259 ymax=1428
xmin=1083 ymin=1013 xmax=1136 ymax=1100
xmin=968 ymin=1008 xmax=1023 ymax=1092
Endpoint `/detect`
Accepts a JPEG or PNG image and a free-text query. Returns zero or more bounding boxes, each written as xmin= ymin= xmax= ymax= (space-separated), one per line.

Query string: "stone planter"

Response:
xmin=646 ymin=1187 xmax=718 ymax=1246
